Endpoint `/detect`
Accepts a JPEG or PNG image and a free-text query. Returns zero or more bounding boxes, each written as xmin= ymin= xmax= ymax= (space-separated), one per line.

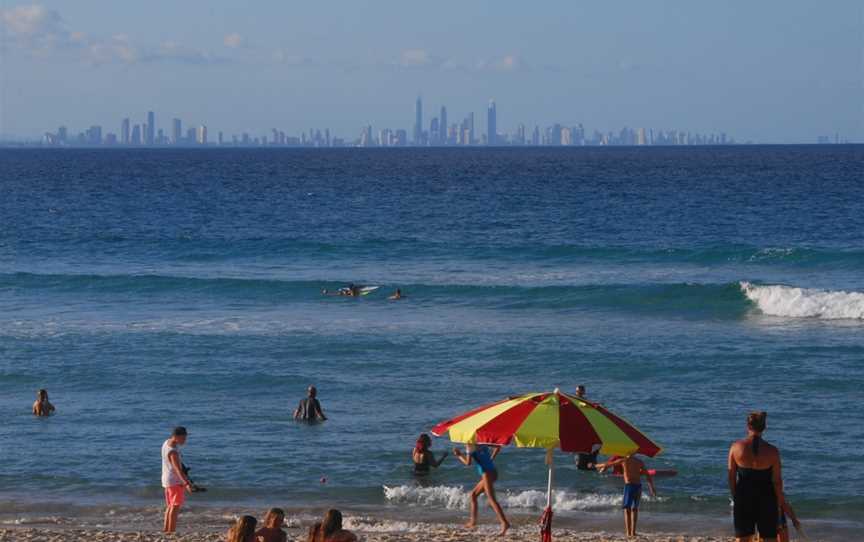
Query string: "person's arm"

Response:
xmin=782 ymin=499 xmax=801 ymax=530
xmin=434 ymin=451 xmax=449 ymax=467
xmin=48 ymin=402 xmax=55 ymax=413
xmin=314 ymin=400 xmax=327 ymax=421
xmin=453 ymin=447 xmax=471 ymax=466
xmin=644 ymin=469 xmax=657 ymax=497
xmin=597 ymin=456 xmax=625 ymax=473
xmin=772 ymin=450 xmax=786 ymax=509
xmin=490 ymin=446 xmax=501 ymax=460
xmin=293 ymin=401 xmax=303 ymax=420
xmin=32 ymin=401 xmax=38 ymax=415
xmin=168 ymin=450 xmax=192 ymax=490
xmin=727 ymin=445 xmax=738 ymax=498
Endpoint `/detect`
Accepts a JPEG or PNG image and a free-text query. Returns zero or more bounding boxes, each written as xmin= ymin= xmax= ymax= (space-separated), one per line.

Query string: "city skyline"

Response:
xmin=34 ymin=95 xmax=756 ymax=148
xmin=0 ymin=2 xmax=860 ymax=143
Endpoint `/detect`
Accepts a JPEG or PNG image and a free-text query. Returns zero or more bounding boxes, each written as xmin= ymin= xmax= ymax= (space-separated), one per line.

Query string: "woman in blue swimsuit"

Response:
xmin=453 ymin=444 xmax=510 ymax=535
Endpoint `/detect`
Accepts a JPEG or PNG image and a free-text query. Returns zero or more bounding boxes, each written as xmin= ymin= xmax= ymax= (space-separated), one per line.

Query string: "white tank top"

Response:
xmin=161 ymin=439 xmax=183 ymax=488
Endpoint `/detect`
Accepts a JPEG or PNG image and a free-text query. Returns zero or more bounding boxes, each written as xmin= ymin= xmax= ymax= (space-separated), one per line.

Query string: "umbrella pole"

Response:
xmin=540 ymin=449 xmax=554 ymax=542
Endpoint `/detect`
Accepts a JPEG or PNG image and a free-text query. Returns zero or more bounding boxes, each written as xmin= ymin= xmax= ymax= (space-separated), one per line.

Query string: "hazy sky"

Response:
xmin=1 ymin=1 xmax=861 ymax=142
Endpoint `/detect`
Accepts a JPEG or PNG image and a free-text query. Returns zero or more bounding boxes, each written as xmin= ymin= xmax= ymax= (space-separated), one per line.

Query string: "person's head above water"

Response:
xmin=575 ymin=385 xmax=586 ymax=398
xmin=415 ymin=433 xmax=431 ymax=452
xmin=307 ymin=385 xmax=317 ymax=398
xmin=37 ymin=389 xmax=49 ymax=401
xmin=171 ymin=426 xmax=188 ymax=445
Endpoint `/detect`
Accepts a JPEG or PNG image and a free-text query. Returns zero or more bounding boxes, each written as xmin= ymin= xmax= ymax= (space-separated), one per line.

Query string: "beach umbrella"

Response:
xmin=431 ymin=388 xmax=661 ymax=541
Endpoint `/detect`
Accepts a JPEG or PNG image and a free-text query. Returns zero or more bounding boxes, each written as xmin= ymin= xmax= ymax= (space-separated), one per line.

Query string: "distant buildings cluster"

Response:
xmin=39 ymin=96 xmax=755 ymax=148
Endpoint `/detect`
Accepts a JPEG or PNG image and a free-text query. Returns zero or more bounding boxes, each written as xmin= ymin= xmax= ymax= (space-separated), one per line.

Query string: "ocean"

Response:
xmin=1 ymin=146 xmax=862 ymax=538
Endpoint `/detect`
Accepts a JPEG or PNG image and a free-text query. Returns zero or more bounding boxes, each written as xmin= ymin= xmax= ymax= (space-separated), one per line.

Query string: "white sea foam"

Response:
xmin=382 ymin=484 xmax=621 ymax=512
xmin=740 ymin=282 xmax=864 ymax=320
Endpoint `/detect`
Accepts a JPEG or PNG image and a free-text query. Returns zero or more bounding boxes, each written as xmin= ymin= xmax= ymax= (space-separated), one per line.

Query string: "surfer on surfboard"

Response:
xmin=322 ymin=283 xmax=378 ymax=297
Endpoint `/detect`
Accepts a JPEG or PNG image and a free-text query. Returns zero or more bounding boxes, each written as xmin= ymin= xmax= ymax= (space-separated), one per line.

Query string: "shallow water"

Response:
xmin=1 ymin=146 xmax=863 ymax=538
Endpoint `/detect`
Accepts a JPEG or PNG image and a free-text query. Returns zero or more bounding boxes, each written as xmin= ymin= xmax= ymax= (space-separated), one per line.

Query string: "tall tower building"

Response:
xmin=439 ymin=106 xmax=447 ymax=145
xmin=121 ymin=118 xmax=130 ymax=145
xmin=196 ymin=125 xmax=208 ymax=145
xmin=413 ymin=96 xmax=423 ymax=145
xmin=145 ymin=111 xmax=155 ymax=145
xmin=172 ymin=118 xmax=182 ymax=144
xmin=487 ymin=100 xmax=497 ymax=146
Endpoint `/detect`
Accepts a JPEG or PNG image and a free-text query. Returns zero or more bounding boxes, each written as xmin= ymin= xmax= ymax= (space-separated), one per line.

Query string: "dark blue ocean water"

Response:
xmin=1 ymin=147 xmax=863 ymax=536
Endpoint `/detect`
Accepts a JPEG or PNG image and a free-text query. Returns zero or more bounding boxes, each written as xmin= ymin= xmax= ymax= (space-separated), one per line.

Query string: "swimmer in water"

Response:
xmin=32 ymin=389 xmax=55 ymax=417
xmin=388 ymin=288 xmax=404 ymax=300
xmin=412 ymin=434 xmax=447 ymax=475
xmin=322 ymin=284 xmax=362 ymax=297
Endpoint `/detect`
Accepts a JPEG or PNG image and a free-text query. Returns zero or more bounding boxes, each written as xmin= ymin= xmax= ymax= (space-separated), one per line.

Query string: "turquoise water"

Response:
xmin=1 ymin=146 xmax=862 ymax=537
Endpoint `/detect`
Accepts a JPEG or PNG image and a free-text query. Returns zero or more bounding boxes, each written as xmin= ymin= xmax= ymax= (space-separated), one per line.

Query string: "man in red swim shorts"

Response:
xmin=162 ymin=426 xmax=193 ymax=533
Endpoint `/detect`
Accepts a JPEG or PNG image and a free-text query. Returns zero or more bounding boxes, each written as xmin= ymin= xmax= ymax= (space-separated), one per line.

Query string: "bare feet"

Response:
xmin=463 ymin=521 xmax=476 ymax=530
xmin=498 ymin=521 xmax=510 ymax=536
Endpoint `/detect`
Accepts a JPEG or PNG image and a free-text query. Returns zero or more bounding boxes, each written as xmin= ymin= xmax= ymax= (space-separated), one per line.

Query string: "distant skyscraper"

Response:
xmin=439 ymin=106 xmax=447 ymax=145
xmin=121 ymin=118 xmax=130 ymax=145
xmin=172 ymin=118 xmax=182 ymax=145
xmin=131 ymin=124 xmax=142 ymax=145
xmin=145 ymin=111 xmax=155 ymax=145
xmin=196 ymin=125 xmax=208 ymax=145
xmin=487 ymin=100 xmax=497 ymax=146
xmin=413 ymin=96 xmax=423 ymax=145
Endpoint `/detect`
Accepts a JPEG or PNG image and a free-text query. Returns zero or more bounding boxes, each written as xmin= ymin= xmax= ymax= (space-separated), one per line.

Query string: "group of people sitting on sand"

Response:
xmin=226 ymin=508 xmax=356 ymax=542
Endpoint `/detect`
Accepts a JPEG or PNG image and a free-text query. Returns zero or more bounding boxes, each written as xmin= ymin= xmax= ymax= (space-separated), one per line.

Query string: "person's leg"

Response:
xmin=631 ymin=508 xmax=639 ymax=536
xmin=482 ymin=473 xmax=510 ymax=535
xmin=623 ymin=509 xmax=631 ymax=536
xmin=465 ymin=480 xmax=484 ymax=529
xmin=165 ymin=506 xmax=180 ymax=533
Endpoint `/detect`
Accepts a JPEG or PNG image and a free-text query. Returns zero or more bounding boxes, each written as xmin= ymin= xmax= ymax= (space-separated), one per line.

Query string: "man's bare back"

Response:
xmin=620 ymin=455 xmax=646 ymax=484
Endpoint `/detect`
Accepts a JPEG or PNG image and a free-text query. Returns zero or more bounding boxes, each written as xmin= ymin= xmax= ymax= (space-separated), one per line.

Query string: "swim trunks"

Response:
xmin=164 ymin=485 xmax=186 ymax=507
xmin=622 ymin=483 xmax=642 ymax=509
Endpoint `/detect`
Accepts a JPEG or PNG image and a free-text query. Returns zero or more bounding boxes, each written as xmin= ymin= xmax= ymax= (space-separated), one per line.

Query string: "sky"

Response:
xmin=0 ymin=1 xmax=861 ymax=142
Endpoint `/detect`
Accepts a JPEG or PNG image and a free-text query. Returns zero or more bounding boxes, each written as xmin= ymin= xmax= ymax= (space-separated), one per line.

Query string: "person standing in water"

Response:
xmin=293 ymin=385 xmax=327 ymax=422
xmin=573 ymin=385 xmax=600 ymax=471
xmin=598 ymin=454 xmax=657 ymax=537
xmin=453 ymin=444 xmax=510 ymax=535
xmin=161 ymin=426 xmax=194 ymax=533
xmin=32 ymin=389 xmax=55 ymax=417
xmin=412 ymin=433 xmax=448 ymax=475
xmin=728 ymin=411 xmax=786 ymax=542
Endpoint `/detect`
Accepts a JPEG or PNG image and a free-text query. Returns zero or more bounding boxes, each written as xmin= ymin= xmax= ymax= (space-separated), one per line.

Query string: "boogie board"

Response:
xmin=359 ymin=286 xmax=380 ymax=296
xmin=613 ymin=469 xmax=678 ymax=479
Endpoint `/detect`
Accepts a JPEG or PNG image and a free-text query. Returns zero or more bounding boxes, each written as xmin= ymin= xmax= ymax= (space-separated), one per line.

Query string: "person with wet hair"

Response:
xmin=294 ymin=385 xmax=327 ymax=422
xmin=412 ymin=433 xmax=448 ymax=475
xmin=728 ymin=411 xmax=787 ymax=542
xmin=32 ymin=389 xmax=55 ymax=417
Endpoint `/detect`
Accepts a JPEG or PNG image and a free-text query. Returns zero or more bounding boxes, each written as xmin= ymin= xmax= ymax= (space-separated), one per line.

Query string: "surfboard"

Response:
xmin=359 ymin=286 xmax=380 ymax=296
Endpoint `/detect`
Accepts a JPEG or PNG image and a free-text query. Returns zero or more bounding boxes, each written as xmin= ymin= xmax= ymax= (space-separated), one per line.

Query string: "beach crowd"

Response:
xmin=30 ymin=384 xmax=802 ymax=542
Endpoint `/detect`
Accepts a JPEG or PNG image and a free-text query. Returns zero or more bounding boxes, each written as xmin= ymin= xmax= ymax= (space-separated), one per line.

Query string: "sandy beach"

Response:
xmin=0 ymin=526 xmax=733 ymax=542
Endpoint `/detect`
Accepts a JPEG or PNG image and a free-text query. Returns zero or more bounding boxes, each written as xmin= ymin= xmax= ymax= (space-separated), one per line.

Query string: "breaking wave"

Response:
xmin=741 ymin=282 xmax=864 ymax=320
